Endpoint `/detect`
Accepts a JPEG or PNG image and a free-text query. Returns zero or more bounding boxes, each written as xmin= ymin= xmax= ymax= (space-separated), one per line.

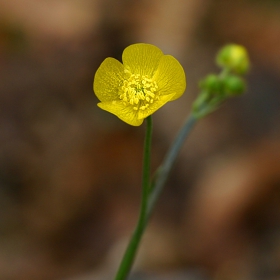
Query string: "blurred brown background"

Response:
xmin=0 ymin=0 xmax=280 ymax=279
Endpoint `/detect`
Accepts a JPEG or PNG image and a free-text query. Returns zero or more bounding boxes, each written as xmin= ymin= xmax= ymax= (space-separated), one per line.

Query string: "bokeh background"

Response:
xmin=0 ymin=0 xmax=280 ymax=279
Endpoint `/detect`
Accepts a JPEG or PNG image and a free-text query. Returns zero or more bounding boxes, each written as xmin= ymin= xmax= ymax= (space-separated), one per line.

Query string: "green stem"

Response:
xmin=147 ymin=113 xmax=196 ymax=218
xmin=114 ymin=113 xmax=197 ymax=279
xmin=114 ymin=116 xmax=153 ymax=280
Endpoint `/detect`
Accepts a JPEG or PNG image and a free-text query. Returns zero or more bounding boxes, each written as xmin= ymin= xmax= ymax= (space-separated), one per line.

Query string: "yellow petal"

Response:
xmin=98 ymin=101 xmax=144 ymax=126
xmin=137 ymin=94 xmax=175 ymax=120
xmin=122 ymin=43 xmax=163 ymax=77
xmin=153 ymin=55 xmax=186 ymax=101
xmin=93 ymin=58 xmax=124 ymax=102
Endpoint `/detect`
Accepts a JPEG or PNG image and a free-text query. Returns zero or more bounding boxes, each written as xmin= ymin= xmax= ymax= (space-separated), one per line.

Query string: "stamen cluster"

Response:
xmin=119 ymin=71 xmax=159 ymax=111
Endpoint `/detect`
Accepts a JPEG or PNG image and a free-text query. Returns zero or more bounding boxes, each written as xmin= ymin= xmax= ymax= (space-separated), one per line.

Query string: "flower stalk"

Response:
xmin=114 ymin=114 xmax=197 ymax=280
xmin=114 ymin=116 xmax=153 ymax=280
xmin=147 ymin=113 xmax=197 ymax=218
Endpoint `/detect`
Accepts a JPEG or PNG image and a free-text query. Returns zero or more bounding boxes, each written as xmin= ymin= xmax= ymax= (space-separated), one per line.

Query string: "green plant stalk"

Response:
xmin=147 ymin=113 xmax=197 ymax=218
xmin=114 ymin=115 xmax=153 ymax=280
xmin=114 ymin=113 xmax=197 ymax=280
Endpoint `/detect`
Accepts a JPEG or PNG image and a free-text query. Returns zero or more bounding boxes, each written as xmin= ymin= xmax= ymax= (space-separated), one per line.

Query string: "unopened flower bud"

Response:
xmin=223 ymin=75 xmax=246 ymax=96
xmin=216 ymin=44 xmax=250 ymax=74
xmin=199 ymin=74 xmax=221 ymax=93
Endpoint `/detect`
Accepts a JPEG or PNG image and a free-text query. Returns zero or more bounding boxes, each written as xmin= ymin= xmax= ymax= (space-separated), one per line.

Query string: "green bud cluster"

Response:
xmin=199 ymin=73 xmax=245 ymax=96
xmin=192 ymin=44 xmax=250 ymax=119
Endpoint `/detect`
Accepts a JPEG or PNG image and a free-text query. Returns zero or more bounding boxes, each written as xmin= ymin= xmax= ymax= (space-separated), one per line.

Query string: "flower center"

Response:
xmin=119 ymin=72 xmax=159 ymax=111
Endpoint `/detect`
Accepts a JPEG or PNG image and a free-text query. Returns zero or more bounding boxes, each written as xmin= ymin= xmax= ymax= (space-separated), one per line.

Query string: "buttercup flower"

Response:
xmin=93 ymin=43 xmax=186 ymax=126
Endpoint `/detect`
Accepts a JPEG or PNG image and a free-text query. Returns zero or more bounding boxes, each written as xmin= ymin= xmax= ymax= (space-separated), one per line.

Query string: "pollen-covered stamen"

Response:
xmin=119 ymin=73 xmax=159 ymax=111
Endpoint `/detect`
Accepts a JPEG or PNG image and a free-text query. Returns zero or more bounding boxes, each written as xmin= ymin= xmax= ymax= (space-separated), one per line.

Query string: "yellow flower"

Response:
xmin=93 ymin=43 xmax=186 ymax=126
